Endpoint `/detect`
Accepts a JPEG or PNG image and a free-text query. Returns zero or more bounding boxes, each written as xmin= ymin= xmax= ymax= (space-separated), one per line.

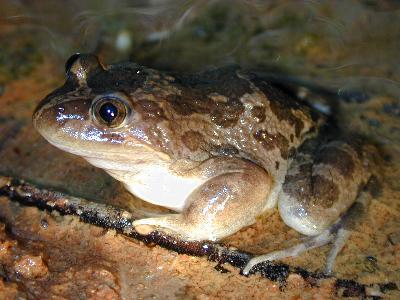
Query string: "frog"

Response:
xmin=33 ymin=54 xmax=376 ymax=275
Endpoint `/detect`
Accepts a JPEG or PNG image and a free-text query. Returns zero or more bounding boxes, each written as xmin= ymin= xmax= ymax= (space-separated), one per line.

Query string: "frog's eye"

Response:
xmin=92 ymin=96 xmax=129 ymax=128
xmin=64 ymin=53 xmax=103 ymax=83
xmin=65 ymin=53 xmax=81 ymax=74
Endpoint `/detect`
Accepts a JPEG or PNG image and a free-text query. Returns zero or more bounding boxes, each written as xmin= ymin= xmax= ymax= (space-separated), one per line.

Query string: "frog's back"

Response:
xmin=143 ymin=66 xmax=320 ymax=181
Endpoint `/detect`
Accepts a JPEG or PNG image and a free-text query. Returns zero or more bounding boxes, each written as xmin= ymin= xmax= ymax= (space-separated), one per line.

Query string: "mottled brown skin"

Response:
xmin=278 ymin=137 xmax=374 ymax=236
xmin=33 ymin=54 xmax=375 ymax=244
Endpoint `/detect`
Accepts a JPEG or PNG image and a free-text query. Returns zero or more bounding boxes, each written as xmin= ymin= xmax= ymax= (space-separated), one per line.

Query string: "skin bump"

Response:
xmin=251 ymin=106 xmax=266 ymax=123
xmin=166 ymin=88 xmax=215 ymax=116
xmin=283 ymin=165 xmax=339 ymax=209
xmin=253 ymin=129 xmax=289 ymax=159
xmin=316 ymin=146 xmax=356 ymax=178
xmin=210 ymin=99 xmax=244 ymax=128
xmin=165 ymin=67 xmax=251 ymax=127
xmin=283 ymin=163 xmax=312 ymax=203
xmin=311 ymin=175 xmax=339 ymax=208
xmin=136 ymin=99 xmax=166 ymax=120
xmin=181 ymin=131 xmax=205 ymax=151
xmin=252 ymin=79 xmax=310 ymax=138
xmin=269 ymin=100 xmax=305 ymax=138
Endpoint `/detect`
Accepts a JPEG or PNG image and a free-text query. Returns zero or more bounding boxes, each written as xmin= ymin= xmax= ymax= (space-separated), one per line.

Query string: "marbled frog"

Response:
xmin=33 ymin=54 xmax=376 ymax=274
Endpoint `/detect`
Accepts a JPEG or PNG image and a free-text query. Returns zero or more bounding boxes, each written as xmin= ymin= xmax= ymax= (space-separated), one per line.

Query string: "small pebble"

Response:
xmin=14 ymin=255 xmax=48 ymax=279
xmin=40 ymin=218 xmax=48 ymax=229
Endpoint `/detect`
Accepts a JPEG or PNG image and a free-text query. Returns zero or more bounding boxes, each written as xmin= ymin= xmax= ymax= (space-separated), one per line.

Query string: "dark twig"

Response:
xmin=0 ymin=176 xmax=397 ymax=297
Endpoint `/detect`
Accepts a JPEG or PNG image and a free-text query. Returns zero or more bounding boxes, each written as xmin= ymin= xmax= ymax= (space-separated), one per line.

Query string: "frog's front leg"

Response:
xmin=133 ymin=159 xmax=272 ymax=241
xmin=243 ymin=139 xmax=373 ymax=275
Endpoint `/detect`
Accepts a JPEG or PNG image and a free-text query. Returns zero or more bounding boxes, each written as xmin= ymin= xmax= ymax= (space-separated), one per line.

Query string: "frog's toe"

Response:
xmin=242 ymin=228 xmax=335 ymax=275
xmin=325 ymin=227 xmax=350 ymax=275
xmin=132 ymin=214 xmax=205 ymax=240
xmin=132 ymin=214 xmax=180 ymax=235
xmin=133 ymin=223 xmax=156 ymax=235
xmin=242 ymin=221 xmax=353 ymax=276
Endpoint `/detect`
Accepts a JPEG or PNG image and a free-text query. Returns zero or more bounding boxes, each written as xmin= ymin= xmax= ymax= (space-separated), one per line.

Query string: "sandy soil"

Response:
xmin=1 ymin=1 xmax=400 ymax=299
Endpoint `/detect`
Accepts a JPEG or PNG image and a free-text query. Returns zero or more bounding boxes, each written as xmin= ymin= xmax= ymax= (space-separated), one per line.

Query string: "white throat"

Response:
xmin=85 ymin=156 xmax=205 ymax=212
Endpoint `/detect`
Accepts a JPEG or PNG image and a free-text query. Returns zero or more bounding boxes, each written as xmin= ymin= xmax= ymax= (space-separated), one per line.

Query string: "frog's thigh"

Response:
xmin=278 ymin=140 xmax=368 ymax=236
xmin=133 ymin=162 xmax=272 ymax=241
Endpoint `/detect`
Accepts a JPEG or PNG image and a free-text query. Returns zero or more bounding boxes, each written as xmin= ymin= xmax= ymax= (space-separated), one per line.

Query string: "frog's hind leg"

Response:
xmin=242 ymin=220 xmax=337 ymax=275
xmin=242 ymin=203 xmax=359 ymax=275
xmin=279 ymin=139 xmax=371 ymax=236
xmin=325 ymin=227 xmax=350 ymax=274
xmin=243 ymin=138 xmax=373 ymax=275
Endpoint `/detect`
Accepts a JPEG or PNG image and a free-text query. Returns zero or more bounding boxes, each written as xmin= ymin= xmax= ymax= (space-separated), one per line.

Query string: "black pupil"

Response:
xmin=99 ymin=102 xmax=118 ymax=124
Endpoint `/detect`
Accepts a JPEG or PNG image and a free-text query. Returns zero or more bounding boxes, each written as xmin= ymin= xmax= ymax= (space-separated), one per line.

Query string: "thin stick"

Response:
xmin=0 ymin=176 xmax=396 ymax=297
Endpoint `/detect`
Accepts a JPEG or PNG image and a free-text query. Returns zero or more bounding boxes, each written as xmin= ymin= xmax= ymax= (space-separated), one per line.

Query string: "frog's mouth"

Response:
xmin=38 ymin=128 xmax=171 ymax=174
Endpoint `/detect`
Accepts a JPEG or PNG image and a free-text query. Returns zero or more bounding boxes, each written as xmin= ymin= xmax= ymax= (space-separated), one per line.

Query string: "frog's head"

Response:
xmin=33 ymin=53 xmax=170 ymax=172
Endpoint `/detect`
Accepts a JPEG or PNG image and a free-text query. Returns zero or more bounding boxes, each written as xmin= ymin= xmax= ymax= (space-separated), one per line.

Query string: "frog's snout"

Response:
xmin=32 ymin=98 xmax=53 ymax=135
xmin=33 ymin=53 xmax=104 ymax=134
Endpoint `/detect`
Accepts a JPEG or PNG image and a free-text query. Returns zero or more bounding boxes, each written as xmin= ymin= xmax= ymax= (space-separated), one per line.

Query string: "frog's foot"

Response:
xmin=132 ymin=213 xmax=237 ymax=241
xmin=242 ymin=224 xmax=350 ymax=276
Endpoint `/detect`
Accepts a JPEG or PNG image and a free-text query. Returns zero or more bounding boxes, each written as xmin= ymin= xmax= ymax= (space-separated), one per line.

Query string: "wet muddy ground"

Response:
xmin=1 ymin=1 xmax=400 ymax=299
